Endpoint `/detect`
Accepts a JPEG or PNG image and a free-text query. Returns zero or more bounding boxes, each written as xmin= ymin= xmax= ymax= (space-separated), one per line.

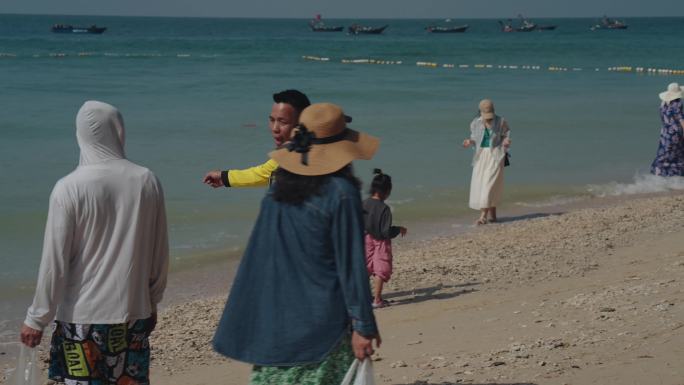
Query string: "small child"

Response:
xmin=363 ymin=169 xmax=407 ymax=308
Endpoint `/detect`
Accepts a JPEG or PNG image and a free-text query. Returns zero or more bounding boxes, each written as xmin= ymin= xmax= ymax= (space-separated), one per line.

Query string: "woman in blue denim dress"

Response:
xmin=213 ymin=103 xmax=382 ymax=385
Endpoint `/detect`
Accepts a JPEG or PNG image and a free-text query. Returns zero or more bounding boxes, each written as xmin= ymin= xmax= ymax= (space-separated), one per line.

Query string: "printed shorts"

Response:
xmin=48 ymin=318 xmax=153 ymax=385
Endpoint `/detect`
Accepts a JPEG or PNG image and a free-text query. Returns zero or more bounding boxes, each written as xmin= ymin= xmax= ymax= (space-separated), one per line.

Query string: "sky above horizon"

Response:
xmin=2 ymin=0 xmax=684 ymax=19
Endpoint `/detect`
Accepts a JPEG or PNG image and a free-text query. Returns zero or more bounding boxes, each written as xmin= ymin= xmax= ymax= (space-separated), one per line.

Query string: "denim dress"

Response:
xmin=213 ymin=175 xmax=378 ymax=366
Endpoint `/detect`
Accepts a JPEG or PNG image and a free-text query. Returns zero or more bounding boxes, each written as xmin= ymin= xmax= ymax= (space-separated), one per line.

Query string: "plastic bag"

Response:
xmin=341 ymin=358 xmax=375 ymax=385
xmin=8 ymin=345 xmax=42 ymax=385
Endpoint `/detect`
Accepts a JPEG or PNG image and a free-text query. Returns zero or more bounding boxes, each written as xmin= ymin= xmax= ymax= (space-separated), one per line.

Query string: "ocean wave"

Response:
xmin=387 ymin=198 xmax=415 ymax=205
xmin=587 ymin=172 xmax=684 ymax=197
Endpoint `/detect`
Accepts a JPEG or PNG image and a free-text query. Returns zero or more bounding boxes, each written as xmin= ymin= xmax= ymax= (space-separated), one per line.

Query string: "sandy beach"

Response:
xmin=146 ymin=192 xmax=684 ymax=385
xmin=2 ymin=192 xmax=683 ymax=385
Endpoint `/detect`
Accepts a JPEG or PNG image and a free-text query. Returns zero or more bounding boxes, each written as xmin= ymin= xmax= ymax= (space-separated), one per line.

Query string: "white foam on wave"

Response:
xmin=587 ymin=172 xmax=684 ymax=197
xmin=387 ymin=198 xmax=415 ymax=206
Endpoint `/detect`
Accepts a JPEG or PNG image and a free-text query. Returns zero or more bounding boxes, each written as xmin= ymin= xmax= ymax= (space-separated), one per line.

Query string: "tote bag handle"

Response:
xmin=341 ymin=358 xmax=375 ymax=385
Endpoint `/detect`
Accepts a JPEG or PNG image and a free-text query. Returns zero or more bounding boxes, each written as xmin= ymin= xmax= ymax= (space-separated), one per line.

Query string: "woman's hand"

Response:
xmin=503 ymin=138 xmax=511 ymax=148
xmin=351 ymin=331 xmax=381 ymax=360
xmin=399 ymin=227 xmax=408 ymax=237
xmin=462 ymin=139 xmax=474 ymax=148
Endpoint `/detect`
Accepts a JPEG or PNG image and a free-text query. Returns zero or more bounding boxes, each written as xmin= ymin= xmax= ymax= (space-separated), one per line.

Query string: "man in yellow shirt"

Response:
xmin=203 ymin=90 xmax=310 ymax=188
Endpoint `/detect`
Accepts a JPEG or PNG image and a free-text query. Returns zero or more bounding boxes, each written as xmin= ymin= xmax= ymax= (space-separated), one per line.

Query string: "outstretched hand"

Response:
xmin=20 ymin=324 xmax=42 ymax=348
xmin=462 ymin=139 xmax=474 ymax=148
xmin=399 ymin=226 xmax=408 ymax=237
xmin=203 ymin=170 xmax=224 ymax=188
xmin=351 ymin=331 xmax=381 ymax=360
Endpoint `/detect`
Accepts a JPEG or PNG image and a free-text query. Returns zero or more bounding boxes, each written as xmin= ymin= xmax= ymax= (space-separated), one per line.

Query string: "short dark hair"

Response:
xmin=272 ymin=90 xmax=311 ymax=114
xmin=369 ymin=168 xmax=392 ymax=197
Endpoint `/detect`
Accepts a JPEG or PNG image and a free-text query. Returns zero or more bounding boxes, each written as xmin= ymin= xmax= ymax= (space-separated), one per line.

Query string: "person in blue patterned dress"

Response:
xmin=651 ymin=83 xmax=684 ymax=176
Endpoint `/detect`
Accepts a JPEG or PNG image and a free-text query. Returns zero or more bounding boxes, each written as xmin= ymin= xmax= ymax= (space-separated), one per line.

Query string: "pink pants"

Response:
xmin=365 ymin=234 xmax=393 ymax=282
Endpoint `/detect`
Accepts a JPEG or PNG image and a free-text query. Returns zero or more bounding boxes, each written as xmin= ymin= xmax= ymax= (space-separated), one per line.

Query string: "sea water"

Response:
xmin=1 ymin=15 xmax=684 ymax=337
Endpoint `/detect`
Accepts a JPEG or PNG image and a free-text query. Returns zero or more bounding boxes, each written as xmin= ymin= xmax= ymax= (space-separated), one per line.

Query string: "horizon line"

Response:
xmin=2 ymin=12 xmax=683 ymax=20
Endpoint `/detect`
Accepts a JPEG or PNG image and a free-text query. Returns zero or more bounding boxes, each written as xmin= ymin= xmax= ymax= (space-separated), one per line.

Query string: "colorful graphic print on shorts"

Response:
xmin=48 ymin=318 xmax=152 ymax=385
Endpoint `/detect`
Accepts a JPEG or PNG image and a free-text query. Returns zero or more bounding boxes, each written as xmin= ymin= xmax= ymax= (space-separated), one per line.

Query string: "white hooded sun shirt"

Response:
xmin=24 ymin=101 xmax=169 ymax=331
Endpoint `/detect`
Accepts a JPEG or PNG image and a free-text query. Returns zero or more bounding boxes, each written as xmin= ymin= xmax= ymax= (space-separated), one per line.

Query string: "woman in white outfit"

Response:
xmin=462 ymin=99 xmax=511 ymax=225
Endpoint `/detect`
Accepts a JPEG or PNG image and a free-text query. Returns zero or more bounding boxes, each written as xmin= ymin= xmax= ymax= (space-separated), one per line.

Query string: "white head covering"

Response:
xmin=659 ymin=82 xmax=683 ymax=104
xmin=76 ymin=101 xmax=126 ymax=165
xmin=25 ymin=101 xmax=169 ymax=331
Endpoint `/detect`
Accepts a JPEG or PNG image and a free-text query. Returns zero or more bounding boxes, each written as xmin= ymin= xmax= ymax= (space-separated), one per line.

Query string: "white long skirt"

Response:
xmin=469 ymin=148 xmax=504 ymax=210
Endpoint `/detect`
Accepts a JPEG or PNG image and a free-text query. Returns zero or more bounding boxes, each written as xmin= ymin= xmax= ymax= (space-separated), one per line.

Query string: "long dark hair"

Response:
xmin=273 ymin=164 xmax=361 ymax=204
xmin=369 ymin=168 xmax=392 ymax=197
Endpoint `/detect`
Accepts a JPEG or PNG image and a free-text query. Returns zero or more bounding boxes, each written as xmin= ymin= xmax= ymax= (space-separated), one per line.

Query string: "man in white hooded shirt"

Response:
xmin=20 ymin=101 xmax=169 ymax=385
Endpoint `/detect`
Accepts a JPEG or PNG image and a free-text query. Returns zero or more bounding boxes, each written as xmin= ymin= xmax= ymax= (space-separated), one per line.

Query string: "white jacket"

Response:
xmin=469 ymin=115 xmax=510 ymax=166
xmin=25 ymin=101 xmax=169 ymax=331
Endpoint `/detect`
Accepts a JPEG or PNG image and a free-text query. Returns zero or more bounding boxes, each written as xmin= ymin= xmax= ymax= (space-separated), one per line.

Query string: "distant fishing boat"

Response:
xmin=309 ymin=14 xmax=343 ymax=32
xmin=499 ymin=20 xmax=535 ymax=32
xmin=499 ymin=15 xmax=556 ymax=32
xmin=348 ymin=24 xmax=388 ymax=35
xmin=310 ymin=24 xmax=344 ymax=32
xmin=51 ymin=24 xmax=107 ymax=34
xmin=591 ymin=15 xmax=628 ymax=30
xmin=426 ymin=24 xmax=469 ymax=33
xmin=517 ymin=14 xmax=557 ymax=31
xmin=536 ymin=25 xmax=557 ymax=31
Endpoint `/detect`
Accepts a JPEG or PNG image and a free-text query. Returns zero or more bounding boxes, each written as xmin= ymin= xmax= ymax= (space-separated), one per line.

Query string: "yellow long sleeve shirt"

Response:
xmin=220 ymin=159 xmax=279 ymax=188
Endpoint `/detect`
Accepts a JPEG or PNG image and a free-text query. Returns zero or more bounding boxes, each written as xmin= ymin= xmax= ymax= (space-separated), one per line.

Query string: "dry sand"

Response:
xmin=3 ymin=193 xmax=683 ymax=385
xmin=148 ymin=193 xmax=684 ymax=385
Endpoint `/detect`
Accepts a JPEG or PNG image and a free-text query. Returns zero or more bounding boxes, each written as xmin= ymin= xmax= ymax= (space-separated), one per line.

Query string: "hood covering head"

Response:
xmin=76 ymin=101 xmax=126 ymax=166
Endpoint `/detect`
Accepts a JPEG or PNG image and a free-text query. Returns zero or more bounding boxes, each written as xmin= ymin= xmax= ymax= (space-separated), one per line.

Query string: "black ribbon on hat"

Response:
xmin=285 ymin=124 xmax=350 ymax=166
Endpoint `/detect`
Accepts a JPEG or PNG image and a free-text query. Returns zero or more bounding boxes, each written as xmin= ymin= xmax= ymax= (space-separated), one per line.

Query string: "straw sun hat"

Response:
xmin=269 ymin=103 xmax=380 ymax=176
xmin=479 ymin=99 xmax=496 ymax=119
xmin=659 ymin=82 xmax=683 ymax=103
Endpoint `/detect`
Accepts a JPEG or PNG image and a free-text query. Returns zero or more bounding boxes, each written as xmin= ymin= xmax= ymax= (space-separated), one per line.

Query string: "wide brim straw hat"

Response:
xmin=270 ymin=103 xmax=380 ymax=176
xmin=479 ymin=99 xmax=496 ymax=119
xmin=659 ymin=82 xmax=683 ymax=103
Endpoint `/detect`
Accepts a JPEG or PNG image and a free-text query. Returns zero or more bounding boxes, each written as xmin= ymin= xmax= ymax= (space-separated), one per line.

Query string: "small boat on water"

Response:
xmin=499 ymin=21 xmax=514 ymax=33
xmin=518 ymin=15 xmax=557 ymax=31
xmin=591 ymin=16 xmax=628 ymax=30
xmin=51 ymin=24 xmax=107 ymax=34
xmin=348 ymin=24 xmax=388 ymax=35
xmin=499 ymin=20 xmax=535 ymax=32
xmin=310 ymin=24 xmax=344 ymax=32
xmin=499 ymin=16 xmax=556 ymax=32
xmin=536 ymin=25 xmax=557 ymax=31
xmin=309 ymin=14 xmax=343 ymax=32
xmin=426 ymin=24 xmax=469 ymax=33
